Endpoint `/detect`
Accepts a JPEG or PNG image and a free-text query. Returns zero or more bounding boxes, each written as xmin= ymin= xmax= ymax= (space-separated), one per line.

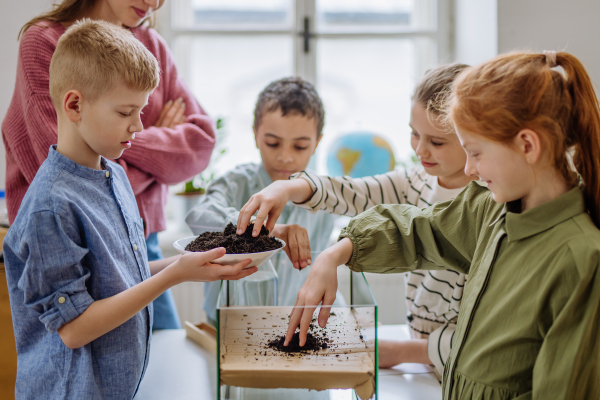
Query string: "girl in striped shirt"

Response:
xmin=237 ymin=64 xmax=476 ymax=376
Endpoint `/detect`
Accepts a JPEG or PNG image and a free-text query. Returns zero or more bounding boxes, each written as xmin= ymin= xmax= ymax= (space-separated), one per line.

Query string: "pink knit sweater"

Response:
xmin=2 ymin=22 xmax=215 ymax=236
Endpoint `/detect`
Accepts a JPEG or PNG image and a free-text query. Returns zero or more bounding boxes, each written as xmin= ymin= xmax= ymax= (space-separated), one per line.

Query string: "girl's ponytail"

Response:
xmin=448 ymin=50 xmax=600 ymax=228
xmin=558 ymin=53 xmax=600 ymax=227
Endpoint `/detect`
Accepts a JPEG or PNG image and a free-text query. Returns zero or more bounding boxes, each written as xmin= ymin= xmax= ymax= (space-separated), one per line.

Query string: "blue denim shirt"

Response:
xmin=3 ymin=146 xmax=152 ymax=400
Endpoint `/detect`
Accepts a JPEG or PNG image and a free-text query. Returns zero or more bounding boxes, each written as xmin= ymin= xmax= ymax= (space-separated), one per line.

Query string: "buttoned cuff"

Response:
xmin=38 ymin=291 xmax=95 ymax=332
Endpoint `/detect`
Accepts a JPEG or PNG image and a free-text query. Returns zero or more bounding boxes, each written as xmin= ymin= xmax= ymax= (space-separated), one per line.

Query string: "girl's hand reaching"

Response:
xmin=284 ymin=238 xmax=353 ymax=347
xmin=165 ymin=247 xmax=257 ymax=284
xmin=237 ymin=178 xmax=314 ymax=237
xmin=271 ymin=224 xmax=312 ymax=270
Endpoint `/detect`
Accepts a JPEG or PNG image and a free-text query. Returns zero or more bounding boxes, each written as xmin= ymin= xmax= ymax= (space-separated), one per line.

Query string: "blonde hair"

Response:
xmin=413 ymin=63 xmax=470 ymax=114
xmin=19 ymin=0 xmax=154 ymax=39
xmin=447 ymin=51 xmax=600 ymax=227
xmin=49 ymin=19 xmax=160 ymax=109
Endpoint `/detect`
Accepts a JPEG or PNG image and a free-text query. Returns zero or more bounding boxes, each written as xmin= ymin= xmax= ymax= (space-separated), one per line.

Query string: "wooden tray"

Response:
xmin=184 ymin=321 xmax=217 ymax=355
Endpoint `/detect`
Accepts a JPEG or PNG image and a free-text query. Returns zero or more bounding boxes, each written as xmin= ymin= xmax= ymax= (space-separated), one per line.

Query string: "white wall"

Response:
xmin=0 ymin=0 xmax=54 ymax=189
xmin=454 ymin=0 xmax=498 ymax=66
xmin=497 ymin=0 xmax=600 ymax=86
xmin=453 ymin=0 xmax=600 ymax=88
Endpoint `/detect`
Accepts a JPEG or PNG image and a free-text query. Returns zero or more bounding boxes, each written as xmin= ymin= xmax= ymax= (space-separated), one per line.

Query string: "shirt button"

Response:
xmin=58 ymin=297 xmax=66 ymax=304
xmin=118 ymin=199 xmax=122 ymax=205
xmin=134 ymin=244 xmax=138 ymax=251
xmin=105 ymin=171 xmax=110 ymax=178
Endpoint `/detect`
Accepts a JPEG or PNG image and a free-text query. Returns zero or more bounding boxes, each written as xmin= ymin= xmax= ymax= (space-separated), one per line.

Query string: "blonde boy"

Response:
xmin=3 ymin=20 xmax=255 ymax=400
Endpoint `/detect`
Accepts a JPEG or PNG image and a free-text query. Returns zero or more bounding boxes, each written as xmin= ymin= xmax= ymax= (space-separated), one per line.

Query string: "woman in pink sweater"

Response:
xmin=2 ymin=0 xmax=216 ymax=329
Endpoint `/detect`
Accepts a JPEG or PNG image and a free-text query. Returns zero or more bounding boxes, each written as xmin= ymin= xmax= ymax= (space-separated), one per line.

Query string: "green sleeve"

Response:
xmin=339 ymin=182 xmax=493 ymax=275
xmin=532 ymin=248 xmax=600 ymax=400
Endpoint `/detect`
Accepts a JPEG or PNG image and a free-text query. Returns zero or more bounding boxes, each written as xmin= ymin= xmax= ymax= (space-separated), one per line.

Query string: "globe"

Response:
xmin=327 ymin=132 xmax=396 ymax=178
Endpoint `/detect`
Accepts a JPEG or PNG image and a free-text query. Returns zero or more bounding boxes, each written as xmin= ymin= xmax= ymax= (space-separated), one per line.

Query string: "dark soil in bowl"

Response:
xmin=185 ymin=223 xmax=283 ymax=254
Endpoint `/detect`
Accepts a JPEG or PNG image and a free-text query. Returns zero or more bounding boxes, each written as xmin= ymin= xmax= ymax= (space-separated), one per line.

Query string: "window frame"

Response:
xmin=156 ymin=0 xmax=453 ymax=86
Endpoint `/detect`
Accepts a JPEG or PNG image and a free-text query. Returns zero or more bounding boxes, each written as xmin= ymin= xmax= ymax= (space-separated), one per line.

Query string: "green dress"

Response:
xmin=340 ymin=182 xmax=600 ymax=400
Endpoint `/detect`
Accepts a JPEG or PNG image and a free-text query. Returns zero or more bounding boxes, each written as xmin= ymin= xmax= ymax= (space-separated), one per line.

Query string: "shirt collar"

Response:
xmin=492 ymin=186 xmax=586 ymax=241
xmin=48 ymin=145 xmax=112 ymax=181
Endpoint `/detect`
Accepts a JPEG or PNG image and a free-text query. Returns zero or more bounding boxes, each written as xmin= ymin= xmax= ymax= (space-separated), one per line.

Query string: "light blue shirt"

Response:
xmin=185 ymin=163 xmax=337 ymax=322
xmin=3 ymin=146 xmax=152 ymax=400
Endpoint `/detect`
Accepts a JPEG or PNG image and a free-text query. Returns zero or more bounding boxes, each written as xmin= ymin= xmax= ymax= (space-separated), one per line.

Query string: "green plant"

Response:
xmin=182 ymin=117 xmax=227 ymax=194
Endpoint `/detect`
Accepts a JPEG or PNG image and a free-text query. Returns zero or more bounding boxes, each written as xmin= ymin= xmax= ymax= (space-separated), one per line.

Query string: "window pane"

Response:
xmin=173 ymin=35 xmax=294 ymax=177
xmin=173 ymin=0 xmax=294 ymax=30
xmin=315 ymin=37 xmax=436 ymax=174
xmin=316 ymin=0 xmax=436 ymax=32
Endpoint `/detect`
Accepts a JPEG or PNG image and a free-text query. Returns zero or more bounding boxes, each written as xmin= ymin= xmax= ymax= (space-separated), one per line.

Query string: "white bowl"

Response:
xmin=173 ymin=236 xmax=286 ymax=269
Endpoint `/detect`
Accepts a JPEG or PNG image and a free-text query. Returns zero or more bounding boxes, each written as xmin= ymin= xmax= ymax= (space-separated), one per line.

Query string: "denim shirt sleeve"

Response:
xmin=17 ymin=210 xmax=94 ymax=332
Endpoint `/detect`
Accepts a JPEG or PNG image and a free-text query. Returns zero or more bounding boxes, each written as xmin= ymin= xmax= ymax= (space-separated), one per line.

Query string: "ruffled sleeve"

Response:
xmin=340 ymin=182 xmax=495 ymax=275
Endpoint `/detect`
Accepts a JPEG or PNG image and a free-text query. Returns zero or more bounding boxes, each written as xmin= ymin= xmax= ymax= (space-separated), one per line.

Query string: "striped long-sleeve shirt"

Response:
xmin=291 ymin=167 xmax=468 ymax=375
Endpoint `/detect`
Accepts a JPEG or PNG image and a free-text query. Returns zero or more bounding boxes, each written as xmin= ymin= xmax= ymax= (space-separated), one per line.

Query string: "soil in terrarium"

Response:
xmin=267 ymin=331 xmax=329 ymax=353
xmin=266 ymin=314 xmax=347 ymax=354
xmin=185 ymin=222 xmax=283 ymax=254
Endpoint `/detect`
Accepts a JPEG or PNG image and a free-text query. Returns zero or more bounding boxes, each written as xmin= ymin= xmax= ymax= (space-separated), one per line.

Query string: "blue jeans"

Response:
xmin=146 ymin=232 xmax=181 ymax=330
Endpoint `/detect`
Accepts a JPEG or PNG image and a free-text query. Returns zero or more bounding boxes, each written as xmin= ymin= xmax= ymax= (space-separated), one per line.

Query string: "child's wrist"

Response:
xmin=322 ymin=238 xmax=353 ymax=267
xmin=288 ymin=178 xmax=313 ymax=204
xmin=157 ymin=262 xmax=184 ymax=287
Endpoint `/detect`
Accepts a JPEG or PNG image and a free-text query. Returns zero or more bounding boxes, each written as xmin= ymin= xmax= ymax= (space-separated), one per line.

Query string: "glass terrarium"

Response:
xmin=216 ymin=264 xmax=378 ymax=400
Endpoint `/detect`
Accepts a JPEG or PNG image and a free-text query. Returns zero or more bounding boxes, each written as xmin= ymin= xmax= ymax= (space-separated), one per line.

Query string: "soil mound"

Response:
xmin=267 ymin=332 xmax=329 ymax=353
xmin=185 ymin=223 xmax=282 ymax=254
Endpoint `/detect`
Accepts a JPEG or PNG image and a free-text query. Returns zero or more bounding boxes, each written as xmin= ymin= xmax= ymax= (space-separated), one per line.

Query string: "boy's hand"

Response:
xmin=166 ymin=247 xmax=256 ymax=284
xmin=237 ymin=180 xmax=292 ymax=236
xmin=271 ymin=224 xmax=312 ymax=270
xmin=154 ymin=97 xmax=186 ymax=129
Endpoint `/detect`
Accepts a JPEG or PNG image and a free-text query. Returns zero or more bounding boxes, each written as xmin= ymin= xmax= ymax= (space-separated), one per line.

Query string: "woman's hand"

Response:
xmin=164 ymin=247 xmax=256 ymax=284
xmin=284 ymin=238 xmax=354 ymax=347
xmin=237 ymin=179 xmax=313 ymax=236
xmin=153 ymin=97 xmax=186 ymax=129
xmin=271 ymin=224 xmax=312 ymax=270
